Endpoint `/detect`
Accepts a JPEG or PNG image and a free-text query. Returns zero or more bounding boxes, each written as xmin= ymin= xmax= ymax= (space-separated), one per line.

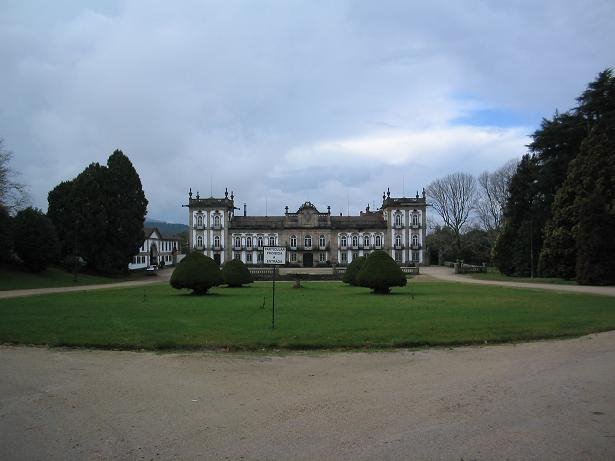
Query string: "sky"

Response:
xmin=1 ymin=0 xmax=613 ymax=223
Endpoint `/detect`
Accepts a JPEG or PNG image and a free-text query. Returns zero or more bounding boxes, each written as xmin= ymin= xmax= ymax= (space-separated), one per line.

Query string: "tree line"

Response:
xmin=426 ymin=69 xmax=615 ymax=285
xmin=0 ymin=148 xmax=147 ymax=275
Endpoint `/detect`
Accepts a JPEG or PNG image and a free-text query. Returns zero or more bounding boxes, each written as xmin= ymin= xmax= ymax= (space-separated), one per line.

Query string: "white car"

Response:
xmin=145 ymin=265 xmax=158 ymax=275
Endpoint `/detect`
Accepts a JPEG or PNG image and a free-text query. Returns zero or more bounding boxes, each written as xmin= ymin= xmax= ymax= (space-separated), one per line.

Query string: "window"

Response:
xmin=290 ymin=252 xmax=296 ymax=262
xmin=257 ymin=253 xmax=263 ymax=263
xmin=364 ymin=235 xmax=370 ymax=247
xmin=234 ymin=252 xmax=241 ymax=260
xmin=352 ymin=252 xmax=359 ymax=261
xmin=257 ymin=236 xmax=263 ymax=247
xmin=304 ymin=235 xmax=312 ymax=248
xmin=412 ymin=213 xmax=419 ymax=226
xmin=214 ymin=215 xmax=221 ymax=227
xmin=197 ymin=215 xmax=203 ymax=226
xmin=290 ymin=235 xmax=297 ymax=248
xmin=269 ymin=236 xmax=276 ymax=246
xmin=395 ymin=250 xmax=402 ymax=262
xmin=214 ymin=236 xmax=220 ymax=247
xmin=319 ymin=235 xmax=325 ymax=248
xmin=412 ymin=251 xmax=419 ymax=262
xmin=340 ymin=235 xmax=347 ymax=247
xmin=197 ymin=235 xmax=203 ymax=247
xmin=375 ymin=235 xmax=382 ymax=247
xmin=246 ymin=236 xmax=252 ymax=247
xmin=341 ymin=252 xmax=348 ymax=263
xmin=395 ymin=213 xmax=402 ymax=227
xmin=412 ymin=235 xmax=419 ymax=247
xmin=395 ymin=235 xmax=402 ymax=247
xmin=352 ymin=235 xmax=358 ymax=247
xmin=319 ymin=252 xmax=326 ymax=262
xmin=247 ymin=252 xmax=253 ymax=263
xmin=234 ymin=236 xmax=241 ymax=248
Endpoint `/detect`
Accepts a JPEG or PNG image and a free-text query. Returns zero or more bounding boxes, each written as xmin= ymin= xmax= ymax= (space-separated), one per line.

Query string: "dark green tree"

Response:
xmin=342 ymin=255 xmax=365 ymax=285
xmin=13 ymin=207 xmax=60 ymax=272
xmin=540 ymin=69 xmax=615 ymax=281
xmin=48 ymin=150 xmax=147 ymax=274
xmin=170 ymin=252 xmax=223 ymax=294
xmin=493 ymin=155 xmax=542 ymax=276
xmin=356 ymin=250 xmax=407 ymax=294
xmin=221 ymin=258 xmax=253 ymax=287
xmin=98 ymin=150 xmax=148 ymax=274
xmin=0 ymin=205 xmax=12 ymax=262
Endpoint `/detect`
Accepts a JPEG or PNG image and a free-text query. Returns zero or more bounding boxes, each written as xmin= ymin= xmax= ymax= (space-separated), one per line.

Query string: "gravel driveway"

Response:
xmin=2 ymin=332 xmax=614 ymax=460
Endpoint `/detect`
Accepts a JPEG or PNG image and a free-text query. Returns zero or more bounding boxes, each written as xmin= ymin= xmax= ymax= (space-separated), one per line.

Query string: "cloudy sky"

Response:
xmin=1 ymin=0 xmax=613 ymax=222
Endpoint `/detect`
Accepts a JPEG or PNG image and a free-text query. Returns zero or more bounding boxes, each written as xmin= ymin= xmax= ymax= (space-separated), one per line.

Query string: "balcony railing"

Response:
xmin=410 ymin=244 xmax=422 ymax=250
xmin=394 ymin=223 xmax=404 ymax=229
xmin=194 ymin=224 xmax=205 ymax=230
xmin=394 ymin=244 xmax=404 ymax=249
xmin=212 ymin=224 xmax=223 ymax=230
xmin=411 ymin=224 xmax=421 ymax=229
xmin=194 ymin=244 xmax=205 ymax=250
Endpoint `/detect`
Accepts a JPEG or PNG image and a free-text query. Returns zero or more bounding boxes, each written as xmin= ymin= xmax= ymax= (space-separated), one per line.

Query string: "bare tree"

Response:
xmin=0 ymin=139 xmax=29 ymax=214
xmin=426 ymin=172 xmax=477 ymax=253
xmin=476 ymin=159 xmax=518 ymax=233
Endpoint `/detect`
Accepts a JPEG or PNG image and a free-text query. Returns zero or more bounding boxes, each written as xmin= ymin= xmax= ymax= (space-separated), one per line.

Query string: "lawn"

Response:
xmin=0 ymin=281 xmax=613 ymax=350
xmin=0 ymin=265 xmax=146 ymax=291
xmin=468 ymin=267 xmax=576 ymax=285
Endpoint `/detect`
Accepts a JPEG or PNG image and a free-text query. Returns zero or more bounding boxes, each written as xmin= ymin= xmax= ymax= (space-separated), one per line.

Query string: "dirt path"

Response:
xmin=1 ymin=333 xmax=614 ymax=460
xmin=421 ymin=266 xmax=615 ymax=296
xmin=0 ymin=269 xmax=173 ymax=299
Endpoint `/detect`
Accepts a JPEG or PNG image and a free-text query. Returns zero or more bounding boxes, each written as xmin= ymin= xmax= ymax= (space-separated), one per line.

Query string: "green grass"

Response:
xmin=0 ymin=281 xmax=613 ymax=350
xmin=0 ymin=265 xmax=146 ymax=291
xmin=467 ymin=267 xmax=576 ymax=285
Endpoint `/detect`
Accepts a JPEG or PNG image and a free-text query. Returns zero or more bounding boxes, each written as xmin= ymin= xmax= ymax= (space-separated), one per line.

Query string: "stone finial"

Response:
xmin=422 ymin=187 xmax=426 ymax=198
xmin=416 ymin=190 xmax=419 ymax=198
xmin=189 ymin=187 xmax=193 ymax=199
xmin=387 ymin=187 xmax=390 ymax=198
xmin=285 ymin=206 xmax=289 ymax=213
xmin=231 ymin=190 xmax=234 ymax=200
xmin=382 ymin=191 xmax=386 ymax=200
xmin=327 ymin=205 xmax=331 ymax=214
xmin=196 ymin=190 xmax=200 ymax=199
xmin=366 ymin=204 xmax=370 ymax=212
xmin=225 ymin=187 xmax=228 ymax=198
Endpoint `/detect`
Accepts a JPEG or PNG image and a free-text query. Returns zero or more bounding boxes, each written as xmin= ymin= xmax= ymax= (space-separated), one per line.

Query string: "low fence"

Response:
xmin=454 ymin=263 xmax=487 ymax=274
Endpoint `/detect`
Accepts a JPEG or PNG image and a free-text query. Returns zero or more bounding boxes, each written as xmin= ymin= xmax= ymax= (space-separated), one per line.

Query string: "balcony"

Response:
xmin=394 ymin=244 xmax=404 ymax=250
xmin=394 ymin=223 xmax=404 ymax=229
xmin=212 ymin=224 xmax=223 ymax=230
xmin=194 ymin=224 xmax=205 ymax=230
xmin=212 ymin=245 xmax=222 ymax=251
xmin=411 ymin=224 xmax=421 ymax=230
xmin=411 ymin=244 xmax=422 ymax=250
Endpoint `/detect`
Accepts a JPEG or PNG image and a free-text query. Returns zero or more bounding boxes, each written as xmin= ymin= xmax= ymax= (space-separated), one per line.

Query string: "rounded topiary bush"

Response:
xmin=170 ymin=251 xmax=222 ymax=295
xmin=342 ymin=255 xmax=366 ymax=286
xmin=356 ymin=250 xmax=407 ymax=294
xmin=221 ymin=258 xmax=253 ymax=287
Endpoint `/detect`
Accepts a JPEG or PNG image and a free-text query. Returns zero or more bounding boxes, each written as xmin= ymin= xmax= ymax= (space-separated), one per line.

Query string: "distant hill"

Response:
xmin=144 ymin=219 xmax=188 ymax=238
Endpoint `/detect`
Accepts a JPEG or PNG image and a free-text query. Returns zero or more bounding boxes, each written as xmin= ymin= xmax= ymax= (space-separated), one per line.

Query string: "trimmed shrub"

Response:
xmin=170 ymin=251 xmax=222 ymax=295
xmin=13 ymin=207 xmax=60 ymax=272
xmin=342 ymin=255 xmax=366 ymax=286
xmin=356 ymin=250 xmax=407 ymax=294
xmin=221 ymin=258 xmax=253 ymax=287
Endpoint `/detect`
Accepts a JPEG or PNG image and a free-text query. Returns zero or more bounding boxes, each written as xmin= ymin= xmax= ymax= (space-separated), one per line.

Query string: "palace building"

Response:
xmin=184 ymin=187 xmax=427 ymax=267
